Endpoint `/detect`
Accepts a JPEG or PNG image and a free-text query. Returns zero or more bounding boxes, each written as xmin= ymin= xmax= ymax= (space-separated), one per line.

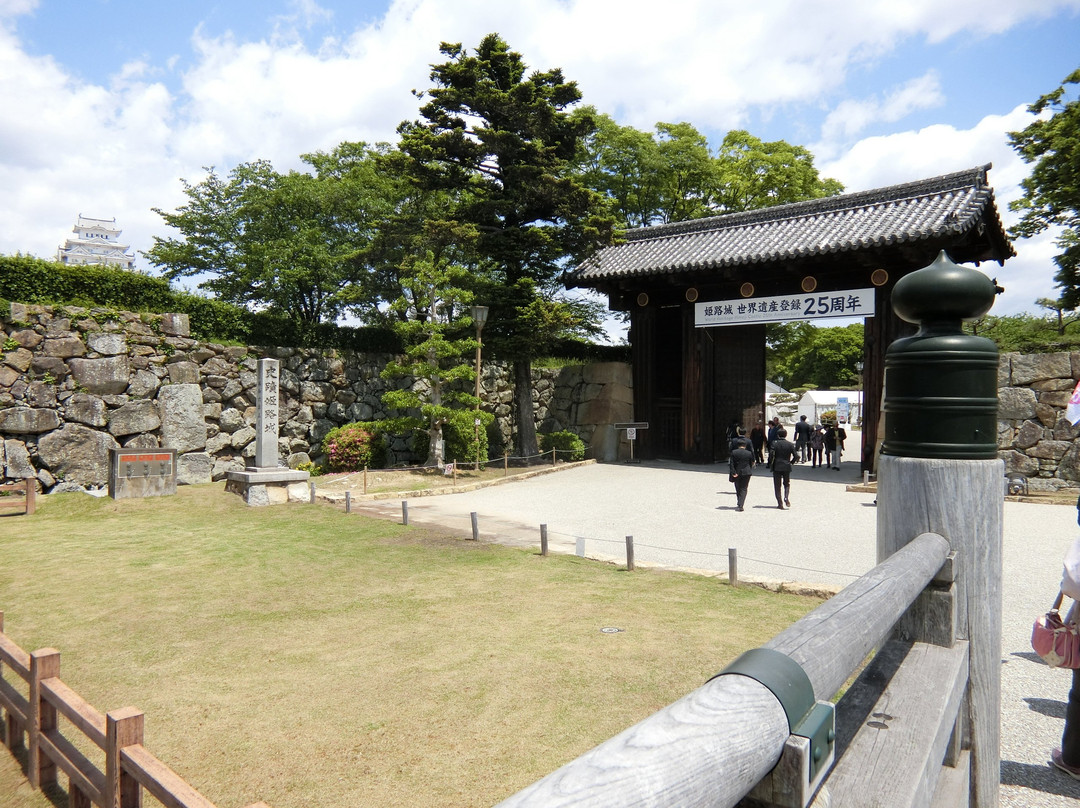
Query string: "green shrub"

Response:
xmin=410 ymin=411 xmax=492 ymax=468
xmin=539 ymin=430 xmax=586 ymax=462
xmin=321 ymin=422 xmax=387 ymax=471
xmin=294 ymin=460 xmax=324 ymax=476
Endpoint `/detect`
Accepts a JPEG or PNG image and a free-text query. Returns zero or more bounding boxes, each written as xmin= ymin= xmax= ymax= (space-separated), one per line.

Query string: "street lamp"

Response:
xmin=855 ymin=361 xmax=864 ymax=426
xmin=472 ymin=305 xmax=489 ymax=470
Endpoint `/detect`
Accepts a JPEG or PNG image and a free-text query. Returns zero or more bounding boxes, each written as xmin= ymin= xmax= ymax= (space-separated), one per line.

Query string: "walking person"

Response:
xmin=768 ymin=427 xmax=796 ymax=509
xmin=750 ymin=421 xmax=766 ymax=464
xmin=794 ymin=415 xmax=812 ymax=463
xmin=824 ymin=422 xmax=839 ymax=470
xmin=810 ymin=424 xmax=825 ymax=468
xmin=1052 ymin=497 xmax=1080 ymax=778
xmin=729 ymin=442 xmax=755 ymax=512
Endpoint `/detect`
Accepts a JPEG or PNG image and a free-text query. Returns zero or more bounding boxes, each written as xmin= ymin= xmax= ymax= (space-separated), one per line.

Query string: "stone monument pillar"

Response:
xmin=255 ymin=358 xmax=281 ymax=470
xmin=225 ymin=358 xmax=309 ymax=505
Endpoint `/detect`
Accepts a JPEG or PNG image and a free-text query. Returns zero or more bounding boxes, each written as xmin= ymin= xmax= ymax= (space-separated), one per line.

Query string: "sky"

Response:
xmin=2 ymin=0 xmax=1079 ymax=334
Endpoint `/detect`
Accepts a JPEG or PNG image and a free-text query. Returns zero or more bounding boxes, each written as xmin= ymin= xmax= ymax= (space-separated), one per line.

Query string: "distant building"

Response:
xmin=795 ymin=389 xmax=863 ymax=426
xmin=56 ymin=215 xmax=136 ymax=270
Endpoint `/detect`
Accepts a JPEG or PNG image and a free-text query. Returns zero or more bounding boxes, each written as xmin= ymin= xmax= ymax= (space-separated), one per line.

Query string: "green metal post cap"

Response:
xmin=891 ymin=250 xmax=998 ymax=325
xmin=882 ymin=250 xmax=1000 ymax=459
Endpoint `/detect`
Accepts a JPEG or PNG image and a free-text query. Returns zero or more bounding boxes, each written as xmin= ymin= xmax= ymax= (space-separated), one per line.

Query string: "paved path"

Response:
xmin=348 ymin=458 xmax=1080 ymax=806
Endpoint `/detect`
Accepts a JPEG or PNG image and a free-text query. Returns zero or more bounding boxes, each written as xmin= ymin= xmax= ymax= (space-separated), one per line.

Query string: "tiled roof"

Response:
xmin=570 ymin=165 xmax=1014 ymax=285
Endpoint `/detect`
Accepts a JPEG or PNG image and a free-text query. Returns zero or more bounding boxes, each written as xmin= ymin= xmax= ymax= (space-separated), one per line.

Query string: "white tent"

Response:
xmin=795 ymin=390 xmax=863 ymax=426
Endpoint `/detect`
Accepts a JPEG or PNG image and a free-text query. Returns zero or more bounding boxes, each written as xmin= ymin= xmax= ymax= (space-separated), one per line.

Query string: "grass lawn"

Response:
xmin=0 ymin=484 xmax=822 ymax=808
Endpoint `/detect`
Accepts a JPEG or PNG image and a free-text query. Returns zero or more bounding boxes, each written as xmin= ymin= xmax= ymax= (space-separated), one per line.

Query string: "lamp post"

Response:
xmin=855 ymin=360 xmax=864 ymax=426
xmin=472 ymin=305 xmax=489 ymax=471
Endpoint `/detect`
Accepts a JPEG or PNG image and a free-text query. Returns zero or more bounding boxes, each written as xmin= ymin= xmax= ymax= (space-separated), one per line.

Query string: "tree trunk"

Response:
xmin=513 ymin=359 xmax=539 ymax=461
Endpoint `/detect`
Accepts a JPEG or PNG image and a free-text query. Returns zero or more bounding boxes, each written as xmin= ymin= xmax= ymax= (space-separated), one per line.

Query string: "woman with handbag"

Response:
xmin=1052 ymin=498 xmax=1080 ymax=778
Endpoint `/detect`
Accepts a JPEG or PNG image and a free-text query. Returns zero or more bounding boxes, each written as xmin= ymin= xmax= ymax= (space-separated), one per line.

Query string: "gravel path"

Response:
xmin=348 ymin=458 xmax=1080 ymax=805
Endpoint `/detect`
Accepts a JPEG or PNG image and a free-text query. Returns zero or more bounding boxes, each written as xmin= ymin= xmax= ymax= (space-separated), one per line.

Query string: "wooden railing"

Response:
xmin=0 ymin=611 xmax=269 ymax=808
xmin=0 ymin=478 xmax=35 ymax=515
xmin=496 ymin=530 xmax=975 ymax=807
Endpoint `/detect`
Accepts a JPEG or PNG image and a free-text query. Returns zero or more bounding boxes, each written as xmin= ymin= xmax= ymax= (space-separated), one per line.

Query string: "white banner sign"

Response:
xmin=695 ymin=288 xmax=875 ymax=327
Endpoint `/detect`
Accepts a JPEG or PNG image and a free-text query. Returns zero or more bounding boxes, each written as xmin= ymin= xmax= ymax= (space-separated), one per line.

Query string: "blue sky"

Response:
xmin=2 ymin=0 xmax=1080 ymax=328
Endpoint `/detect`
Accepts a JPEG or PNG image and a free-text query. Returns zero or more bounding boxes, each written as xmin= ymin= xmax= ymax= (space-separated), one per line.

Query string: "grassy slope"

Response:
xmin=0 ymin=486 xmax=820 ymax=808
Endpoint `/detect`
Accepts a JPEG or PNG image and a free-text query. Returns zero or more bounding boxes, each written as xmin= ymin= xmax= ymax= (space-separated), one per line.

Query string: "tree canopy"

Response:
xmin=396 ymin=33 xmax=617 ymax=457
xmin=144 ymin=146 xmax=399 ymax=331
xmin=572 ymin=115 xmax=843 ymax=228
xmin=1008 ymin=67 xmax=1080 ymax=306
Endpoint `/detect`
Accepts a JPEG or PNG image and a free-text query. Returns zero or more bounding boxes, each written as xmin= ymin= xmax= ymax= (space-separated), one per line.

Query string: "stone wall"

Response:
xmin=0 ymin=304 xmax=632 ymax=492
xmin=998 ymin=351 xmax=1080 ymax=491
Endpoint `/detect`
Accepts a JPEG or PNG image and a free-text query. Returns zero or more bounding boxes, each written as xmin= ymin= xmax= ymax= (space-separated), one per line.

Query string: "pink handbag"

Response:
xmin=1032 ymin=592 xmax=1080 ymax=669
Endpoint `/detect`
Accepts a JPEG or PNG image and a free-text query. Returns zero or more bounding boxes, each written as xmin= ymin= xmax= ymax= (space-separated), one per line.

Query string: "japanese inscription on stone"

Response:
xmin=255 ymin=359 xmax=280 ymax=469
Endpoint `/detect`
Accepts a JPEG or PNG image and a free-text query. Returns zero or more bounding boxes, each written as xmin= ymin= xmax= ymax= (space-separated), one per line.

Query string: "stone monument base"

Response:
xmin=225 ymin=467 xmax=310 ymax=507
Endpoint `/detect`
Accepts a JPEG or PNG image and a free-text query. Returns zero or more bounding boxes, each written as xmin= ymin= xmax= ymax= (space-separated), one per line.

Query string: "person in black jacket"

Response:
xmin=769 ymin=427 xmax=797 ymax=509
xmin=729 ymin=443 xmax=755 ymax=512
xmin=793 ymin=415 xmax=812 ymax=462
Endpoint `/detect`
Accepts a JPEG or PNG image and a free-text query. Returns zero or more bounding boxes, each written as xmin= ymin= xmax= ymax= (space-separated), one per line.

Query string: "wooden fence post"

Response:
xmin=106 ymin=707 xmax=144 ymax=808
xmin=28 ymin=648 xmax=60 ymax=789
xmin=471 ymin=512 xmax=479 ymax=541
xmin=540 ymin=525 xmax=548 ymax=556
xmin=0 ymin=610 xmax=17 ymax=750
xmin=363 ymin=466 xmax=368 ymax=494
xmin=504 ymin=452 xmax=508 ymax=476
xmin=875 ymin=252 xmax=1002 ymax=808
xmin=345 ymin=491 xmax=351 ymax=514
xmin=402 ymin=500 xmax=409 ymax=526
xmin=728 ymin=548 xmax=738 ymax=588
xmin=625 ymin=536 xmax=635 ymax=571
xmin=309 ymin=482 xmax=316 ymax=504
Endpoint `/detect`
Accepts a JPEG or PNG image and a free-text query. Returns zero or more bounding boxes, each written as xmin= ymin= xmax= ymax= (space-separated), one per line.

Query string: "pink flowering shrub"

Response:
xmin=322 ymin=422 xmax=385 ymax=471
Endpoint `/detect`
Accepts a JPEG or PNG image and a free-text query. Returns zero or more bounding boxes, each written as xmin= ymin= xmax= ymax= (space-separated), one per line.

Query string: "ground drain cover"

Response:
xmin=600 ymin=627 xmax=623 ymax=634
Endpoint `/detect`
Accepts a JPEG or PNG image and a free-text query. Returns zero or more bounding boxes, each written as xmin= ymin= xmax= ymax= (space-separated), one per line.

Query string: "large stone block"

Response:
xmin=109 ymin=400 xmax=161 ymax=436
xmin=1011 ymin=352 xmax=1072 ymax=385
xmin=128 ymin=369 xmax=161 ymax=398
xmin=176 ymin=452 xmax=212 ymax=485
xmin=37 ymin=423 xmax=119 ymax=486
xmin=4 ymin=439 xmax=34 ymax=478
xmin=86 ymin=332 xmax=127 ymax=356
xmin=159 ymin=313 xmax=190 ymax=337
xmin=166 ymin=361 xmax=200 ymax=385
xmin=997 ymin=387 xmax=1037 ymax=420
xmin=68 ymin=355 xmax=130 ymax=394
xmin=157 ymin=383 xmax=207 ymax=452
xmin=0 ymin=407 xmax=60 ymax=433
xmin=64 ymin=393 xmax=108 ymax=427
xmin=41 ymin=336 xmax=87 ymax=358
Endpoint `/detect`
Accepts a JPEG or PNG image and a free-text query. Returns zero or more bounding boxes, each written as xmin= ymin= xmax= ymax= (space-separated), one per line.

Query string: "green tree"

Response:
xmin=145 ymin=146 xmax=395 ymax=332
xmin=1035 ymin=296 xmax=1080 ymax=335
xmin=380 ymin=252 xmax=488 ymax=467
xmin=767 ymin=322 xmax=863 ymax=389
xmin=397 ymin=34 xmax=617 ymax=459
xmin=712 ymin=130 xmax=844 ymax=212
xmin=573 ymin=119 xmax=841 ymax=228
xmin=1009 ymin=67 xmax=1080 ymax=306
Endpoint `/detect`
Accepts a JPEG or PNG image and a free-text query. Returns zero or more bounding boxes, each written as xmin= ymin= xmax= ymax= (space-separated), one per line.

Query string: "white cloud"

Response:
xmin=818 ymin=72 xmax=945 ymax=147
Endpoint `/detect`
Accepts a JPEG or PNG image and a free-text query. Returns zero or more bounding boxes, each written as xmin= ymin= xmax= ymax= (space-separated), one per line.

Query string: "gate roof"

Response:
xmin=569 ymin=165 xmax=1014 ymax=288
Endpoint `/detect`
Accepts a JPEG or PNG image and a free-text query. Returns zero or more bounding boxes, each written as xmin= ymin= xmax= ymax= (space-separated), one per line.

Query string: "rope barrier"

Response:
xmin=543 ymin=528 xmax=860 ymax=580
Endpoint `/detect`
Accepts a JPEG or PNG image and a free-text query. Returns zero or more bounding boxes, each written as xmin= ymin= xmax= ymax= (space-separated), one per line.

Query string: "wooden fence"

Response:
xmin=0 ymin=610 xmax=269 ymax=808
xmin=496 ymin=530 xmax=977 ymax=807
